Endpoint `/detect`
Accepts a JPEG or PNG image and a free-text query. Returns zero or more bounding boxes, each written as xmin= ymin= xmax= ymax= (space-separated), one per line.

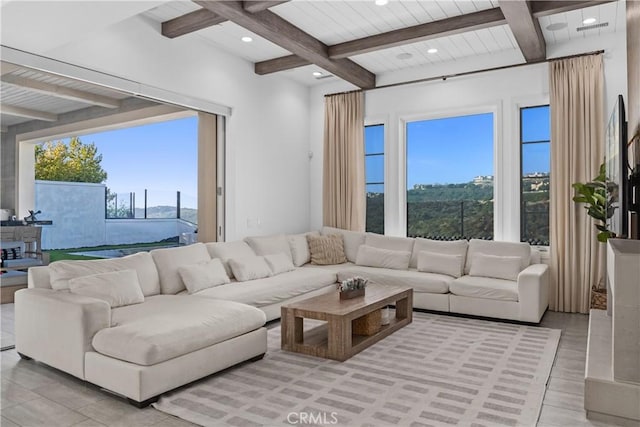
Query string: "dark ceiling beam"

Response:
xmin=194 ymin=0 xmax=376 ymax=88
xmin=162 ymin=9 xmax=226 ymax=38
xmin=255 ymin=55 xmax=310 ymax=75
xmin=499 ymin=0 xmax=546 ymax=62
xmin=531 ymin=0 xmax=615 ymax=17
xmin=161 ymin=1 xmax=290 ymax=38
xmin=243 ymin=1 xmax=289 ymax=13
xmin=330 ymin=7 xmax=506 ymax=59
xmin=254 ymin=0 xmax=614 ymax=76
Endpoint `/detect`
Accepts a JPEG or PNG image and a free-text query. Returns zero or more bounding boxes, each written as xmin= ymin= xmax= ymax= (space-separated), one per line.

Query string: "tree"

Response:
xmin=35 ymin=137 xmax=107 ymax=183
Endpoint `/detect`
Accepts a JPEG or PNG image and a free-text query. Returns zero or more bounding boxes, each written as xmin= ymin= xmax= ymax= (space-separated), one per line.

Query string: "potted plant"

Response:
xmin=572 ymin=161 xmax=615 ymax=309
xmin=572 ymin=161 xmax=616 ymax=243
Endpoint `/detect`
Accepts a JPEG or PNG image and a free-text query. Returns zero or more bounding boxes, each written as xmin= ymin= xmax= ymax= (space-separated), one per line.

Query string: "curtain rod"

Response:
xmin=325 ymin=49 xmax=604 ymax=97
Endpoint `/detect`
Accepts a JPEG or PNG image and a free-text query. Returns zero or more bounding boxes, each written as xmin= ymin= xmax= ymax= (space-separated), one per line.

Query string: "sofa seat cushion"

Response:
xmin=336 ymin=266 xmax=451 ymax=294
xmin=93 ymin=295 xmax=265 ymax=366
xmin=193 ymin=268 xmax=337 ymax=307
xmin=450 ymin=276 xmax=518 ymax=302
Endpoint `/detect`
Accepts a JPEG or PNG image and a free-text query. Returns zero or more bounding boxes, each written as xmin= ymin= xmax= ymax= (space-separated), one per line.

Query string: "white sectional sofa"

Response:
xmin=16 ymin=228 xmax=548 ymax=406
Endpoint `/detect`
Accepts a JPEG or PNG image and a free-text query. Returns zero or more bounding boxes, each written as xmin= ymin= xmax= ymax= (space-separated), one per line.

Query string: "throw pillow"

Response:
xmin=355 ymin=244 xmax=411 ymax=270
xmin=264 ymin=253 xmax=295 ymax=275
xmin=228 ymin=256 xmax=272 ymax=282
xmin=321 ymin=226 xmax=365 ymax=263
xmin=410 ymin=238 xmax=468 ymax=269
xmin=178 ymin=258 xmax=230 ymax=294
xmin=417 ymin=251 xmax=464 ymax=278
xmin=68 ymin=269 xmax=144 ymax=308
xmin=468 ymin=253 xmax=523 ymax=281
xmin=307 ymin=234 xmax=347 ymax=265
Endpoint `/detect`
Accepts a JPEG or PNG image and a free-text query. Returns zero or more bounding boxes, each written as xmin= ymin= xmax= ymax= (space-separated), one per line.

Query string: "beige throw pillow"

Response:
xmin=178 ymin=258 xmax=230 ymax=294
xmin=355 ymin=245 xmax=411 ymax=270
xmin=307 ymin=234 xmax=347 ymax=265
xmin=68 ymin=269 xmax=144 ymax=308
xmin=288 ymin=232 xmax=319 ymax=267
xmin=417 ymin=251 xmax=464 ymax=278
xmin=468 ymin=253 xmax=523 ymax=281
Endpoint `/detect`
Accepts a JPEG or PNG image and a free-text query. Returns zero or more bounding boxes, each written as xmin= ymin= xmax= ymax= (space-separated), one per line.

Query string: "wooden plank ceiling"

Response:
xmin=156 ymin=0 xmax=616 ymax=89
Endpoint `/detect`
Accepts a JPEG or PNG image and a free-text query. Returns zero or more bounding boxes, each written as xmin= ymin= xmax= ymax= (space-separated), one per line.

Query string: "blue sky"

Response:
xmin=50 ymin=116 xmax=198 ymax=207
xmin=366 ymin=106 xmax=550 ymax=190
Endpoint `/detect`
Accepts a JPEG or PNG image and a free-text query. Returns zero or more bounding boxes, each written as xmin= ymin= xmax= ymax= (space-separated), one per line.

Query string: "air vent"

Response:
xmin=577 ymin=22 xmax=608 ymax=32
xmin=315 ymin=74 xmax=334 ymax=80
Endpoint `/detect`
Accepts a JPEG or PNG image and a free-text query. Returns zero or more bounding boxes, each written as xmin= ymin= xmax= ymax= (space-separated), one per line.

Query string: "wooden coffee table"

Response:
xmin=281 ymin=284 xmax=413 ymax=361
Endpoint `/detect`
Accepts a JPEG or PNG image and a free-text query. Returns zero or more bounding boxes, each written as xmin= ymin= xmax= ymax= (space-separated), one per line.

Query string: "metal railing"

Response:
xmin=105 ymin=189 xmax=197 ymax=224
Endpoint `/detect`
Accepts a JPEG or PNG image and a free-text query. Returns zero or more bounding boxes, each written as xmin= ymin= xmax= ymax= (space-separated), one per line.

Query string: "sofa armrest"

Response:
xmin=517 ymin=264 xmax=549 ymax=323
xmin=15 ymin=288 xmax=111 ymax=379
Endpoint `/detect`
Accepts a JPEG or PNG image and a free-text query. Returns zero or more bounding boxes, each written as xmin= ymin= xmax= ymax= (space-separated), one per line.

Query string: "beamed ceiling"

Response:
xmin=146 ymin=0 xmax=622 ymax=89
xmin=0 ymin=0 xmax=625 ymax=129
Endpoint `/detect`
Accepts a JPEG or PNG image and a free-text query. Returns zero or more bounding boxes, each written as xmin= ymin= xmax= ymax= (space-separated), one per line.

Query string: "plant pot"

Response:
xmin=591 ymin=286 xmax=607 ymax=310
xmin=339 ymin=288 xmax=365 ymax=300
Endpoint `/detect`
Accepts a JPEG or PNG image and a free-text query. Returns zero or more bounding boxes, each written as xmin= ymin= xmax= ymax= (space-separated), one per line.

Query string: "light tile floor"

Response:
xmin=0 ymin=304 xmax=630 ymax=426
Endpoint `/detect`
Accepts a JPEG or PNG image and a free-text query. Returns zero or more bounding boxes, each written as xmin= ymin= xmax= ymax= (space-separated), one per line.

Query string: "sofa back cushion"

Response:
xmin=68 ymin=269 xmax=144 ymax=308
xmin=410 ymin=238 xmax=468 ymax=269
xmin=465 ymin=239 xmax=531 ymax=275
xmin=365 ymin=233 xmax=415 ymax=253
xmin=355 ymin=245 xmax=411 ymax=270
xmin=205 ymin=241 xmax=256 ymax=278
xmin=150 ymin=243 xmax=211 ymax=294
xmin=245 ymin=234 xmax=293 ymax=262
xmin=321 ymin=226 xmax=365 ymax=263
xmin=288 ymin=231 xmax=319 ymax=267
xmin=49 ymin=252 xmax=161 ymax=296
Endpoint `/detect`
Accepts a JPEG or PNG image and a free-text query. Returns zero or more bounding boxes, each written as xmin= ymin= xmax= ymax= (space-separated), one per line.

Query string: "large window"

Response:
xmin=365 ymin=124 xmax=384 ymax=234
xmin=406 ymin=113 xmax=494 ymax=239
xmin=520 ymin=105 xmax=550 ymax=245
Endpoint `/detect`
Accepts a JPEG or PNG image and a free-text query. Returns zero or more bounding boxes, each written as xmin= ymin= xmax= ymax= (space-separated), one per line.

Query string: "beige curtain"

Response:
xmin=197 ymin=112 xmax=217 ymax=243
xmin=549 ymin=54 xmax=604 ymax=313
xmin=323 ymin=91 xmax=365 ymax=232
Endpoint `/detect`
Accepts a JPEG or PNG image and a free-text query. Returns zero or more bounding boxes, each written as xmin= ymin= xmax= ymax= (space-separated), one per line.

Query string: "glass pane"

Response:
xmin=365 ymin=155 xmax=384 ymax=184
xmin=522 ymin=106 xmax=550 ymax=142
xmin=366 ymin=190 xmax=384 ymax=235
xmin=521 ymin=106 xmax=550 ymax=245
xmin=365 ymin=124 xmax=384 ymax=154
xmin=522 ymin=142 xmax=550 ymax=175
xmin=406 ymin=113 xmax=494 ymax=239
xmin=366 ymin=183 xmax=384 ymax=193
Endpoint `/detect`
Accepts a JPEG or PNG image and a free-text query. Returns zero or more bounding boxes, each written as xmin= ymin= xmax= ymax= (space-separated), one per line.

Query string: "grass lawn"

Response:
xmin=45 ymin=240 xmax=177 ymax=262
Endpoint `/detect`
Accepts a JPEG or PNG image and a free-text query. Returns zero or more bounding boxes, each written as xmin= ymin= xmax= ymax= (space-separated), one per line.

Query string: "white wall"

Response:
xmin=105 ymin=219 xmax=196 ymax=246
xmin=35 ymin=180 xmax=106 ymax=249
xmin=309 ymin=31 xmax=628 ymax=241
xmin=2 ymin=10 xmax=311 ymax=241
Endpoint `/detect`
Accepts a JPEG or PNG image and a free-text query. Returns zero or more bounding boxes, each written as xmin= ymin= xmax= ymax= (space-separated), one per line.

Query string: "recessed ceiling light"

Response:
xmin=546 ymin=22 xmax=568 ymax=31
xmin=582 ymin=17 xmax=597 ymax=25
xmin=396 ymin=52 xmax=413 ymax=60
xmin=241 ymin=36 xmax=253 ymax=43
xmin=312 ymin=71 xmax=323 ymax=77
xmin=375 ymin=0 xmax=388 ymax=6
xmin=427 ymin=48 xmax=438 ymax=54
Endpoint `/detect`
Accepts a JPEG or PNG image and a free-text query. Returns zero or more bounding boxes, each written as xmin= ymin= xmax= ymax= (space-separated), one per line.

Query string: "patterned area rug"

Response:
xmin=154 ymin=312 xmax=560 ymax=427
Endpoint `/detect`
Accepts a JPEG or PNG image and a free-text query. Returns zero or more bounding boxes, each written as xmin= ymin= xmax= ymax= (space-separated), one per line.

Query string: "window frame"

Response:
xmin=400 ymin=104 xmax=500 ymax=239
xmin=364 ymin=123 xmax=385 ymax=234
xmin=519 ymin=104 xmax=551 ymax=246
